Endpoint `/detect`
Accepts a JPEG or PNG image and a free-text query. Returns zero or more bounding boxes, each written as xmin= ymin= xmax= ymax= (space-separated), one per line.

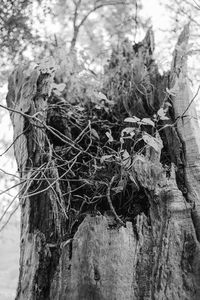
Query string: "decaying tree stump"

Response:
xmin=6 ymin=26 xmax=200 ymax=300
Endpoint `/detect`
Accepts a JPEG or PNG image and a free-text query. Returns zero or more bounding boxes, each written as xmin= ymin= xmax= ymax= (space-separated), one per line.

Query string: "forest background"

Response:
xmin=0 ymin=0 xmax=199 ymax=299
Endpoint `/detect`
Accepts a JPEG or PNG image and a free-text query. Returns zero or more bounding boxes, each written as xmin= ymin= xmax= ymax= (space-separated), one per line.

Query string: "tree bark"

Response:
xmin=6 ymin=26 xmax=200 ymax=300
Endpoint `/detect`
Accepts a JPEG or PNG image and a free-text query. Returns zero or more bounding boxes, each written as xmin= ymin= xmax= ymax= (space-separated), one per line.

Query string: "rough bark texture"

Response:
xmin=6 ymin=26 xmax=200 ymax=300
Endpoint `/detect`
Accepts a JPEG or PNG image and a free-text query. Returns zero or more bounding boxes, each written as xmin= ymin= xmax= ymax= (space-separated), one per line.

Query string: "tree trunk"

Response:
xmin=6 ymin=26 xmax=200 ymax=300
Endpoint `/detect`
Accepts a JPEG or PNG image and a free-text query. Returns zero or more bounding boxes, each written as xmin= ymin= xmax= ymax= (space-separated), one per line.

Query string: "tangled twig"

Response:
xmin=107 ymin=176 xmax=125 ymax=226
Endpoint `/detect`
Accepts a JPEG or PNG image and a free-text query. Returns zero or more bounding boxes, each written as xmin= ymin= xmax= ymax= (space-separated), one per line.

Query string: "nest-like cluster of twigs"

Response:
xmin=20 ymin=36 xmax=172 ymax=238
xmin=43 ymin=41 xmax=157 ymax=234
xmin=47 ymin=96 xmax=150 ymax=233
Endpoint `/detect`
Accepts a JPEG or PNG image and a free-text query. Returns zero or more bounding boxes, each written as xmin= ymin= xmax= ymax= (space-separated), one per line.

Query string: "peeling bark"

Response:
xmin=6 ymin=27 xmax=200 ymax=300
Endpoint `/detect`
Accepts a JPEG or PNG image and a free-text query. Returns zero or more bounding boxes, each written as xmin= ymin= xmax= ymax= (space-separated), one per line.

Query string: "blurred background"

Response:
xmin=0 ymin=0 xmax=199 ymax=299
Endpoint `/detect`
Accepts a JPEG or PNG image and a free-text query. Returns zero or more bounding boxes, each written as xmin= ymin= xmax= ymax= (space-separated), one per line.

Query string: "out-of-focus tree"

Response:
xmin=0 ymin=0 xmax=146 ymax=76
xmin=0 ymin=0 xmax=33 ymax=80
xmin=51 ymin=0 xmax=145 ymax=52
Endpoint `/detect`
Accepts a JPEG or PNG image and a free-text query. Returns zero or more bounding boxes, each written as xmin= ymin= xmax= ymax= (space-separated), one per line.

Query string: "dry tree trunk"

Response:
xmin=6 ymin=26 xmax=200 ymax=300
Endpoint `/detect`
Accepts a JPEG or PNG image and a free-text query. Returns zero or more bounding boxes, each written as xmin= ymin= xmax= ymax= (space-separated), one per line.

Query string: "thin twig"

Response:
xmin=181 ymin=84 xmax=200 ymax=118
xmin=107 ymin=176 xmax=125 ymax=226
xmin=0 ymin=127 xmax=29 ymax=157
xmin=0 ymin=204 xmax=19 ymax=233
xmin=0 ymin=191 xmax=20 ymax=224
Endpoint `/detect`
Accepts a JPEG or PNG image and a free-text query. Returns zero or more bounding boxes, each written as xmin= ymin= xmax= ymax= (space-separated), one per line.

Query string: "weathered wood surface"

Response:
xmin=6 ymin=27 xmax=200 ymax=300
xmin=170 ymin=25 xmax=200 ymax=242
xmin=49 ymin=164 xmax=200 ymax=300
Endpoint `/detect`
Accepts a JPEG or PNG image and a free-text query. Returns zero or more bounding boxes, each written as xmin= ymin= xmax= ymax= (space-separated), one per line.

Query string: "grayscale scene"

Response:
xmin=0 ymin=0 xmax=200 ymax=299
